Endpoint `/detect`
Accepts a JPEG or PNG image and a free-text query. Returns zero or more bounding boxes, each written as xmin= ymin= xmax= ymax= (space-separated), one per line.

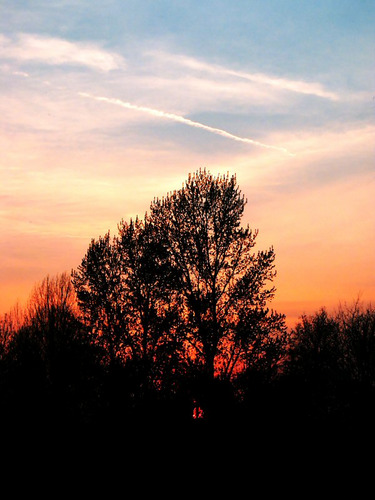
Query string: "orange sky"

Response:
xmin=1 ymin=126 xmax=374 ymax=328
xmin=1 ymin=2 xmax=374 ymax=329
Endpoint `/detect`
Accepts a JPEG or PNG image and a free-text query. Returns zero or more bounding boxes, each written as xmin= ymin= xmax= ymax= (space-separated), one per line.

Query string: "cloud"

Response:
xmin=79 ymin=92 xmax=294 ymax=155
xmin=12 ymin=70 xmax=29 ymax=77
xmin=147 ymin=50 xmax=339 ymax=101
xmin=0 ymin=33 xmax=125 ymax=71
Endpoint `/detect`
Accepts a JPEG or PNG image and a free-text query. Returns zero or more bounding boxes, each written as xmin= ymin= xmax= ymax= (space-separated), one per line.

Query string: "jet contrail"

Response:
xmin=79 ymin=92 xmax=295 ymax=156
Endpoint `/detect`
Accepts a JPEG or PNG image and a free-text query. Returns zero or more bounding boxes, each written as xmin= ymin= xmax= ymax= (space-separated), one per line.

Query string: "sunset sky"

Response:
xmin=1 ymin=0 xmax=374 ymax=327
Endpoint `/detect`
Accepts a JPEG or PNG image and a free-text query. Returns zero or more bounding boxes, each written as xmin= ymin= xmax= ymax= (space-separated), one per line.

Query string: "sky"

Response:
xmin=1 ymin=0 xmax=374 ymax=327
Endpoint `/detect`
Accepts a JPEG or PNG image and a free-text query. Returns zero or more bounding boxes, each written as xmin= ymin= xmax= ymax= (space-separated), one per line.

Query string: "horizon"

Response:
xmin=1 ymin=1 xmax=374 ymax=329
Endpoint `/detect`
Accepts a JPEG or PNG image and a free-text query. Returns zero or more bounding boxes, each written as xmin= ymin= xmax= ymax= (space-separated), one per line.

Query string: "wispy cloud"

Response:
xmin=0 ymin=33 xmax=125 ymax=71
xmin=79 ymin=92 xmax=295 ymax=155
xmin=148 ymin=50 xmax=339 ymax=101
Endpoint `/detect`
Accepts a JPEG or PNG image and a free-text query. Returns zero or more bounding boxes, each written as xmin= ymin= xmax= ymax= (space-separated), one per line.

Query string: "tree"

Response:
xmin=288 ymin=308 xmax=340 ymax=381
xmin=72 ymin=231 xmax=127 ymax=364
xmin=116 ymin=216 xmax=187 ymax=389
xmin=72 ymin=216 xmax=186 ymax=389
xmin=0 ymin=302 xmax=25 ymax=350
xmin=150 ymin=169 xmax=285 ymax=380
xmin=285 ymin=302 xmax=375 ymax=428
xmin=72 ymin=168 xmax=286 ymax=423
xmin=336 ymin=301 xmax=375 ymax=387
xmin=26 ymin=272 xmax=78 ymax=330
xmin=0 ymin=272 xmax=101 ymax=431
xmin=24 ymin=272 xmax=81 ymax=382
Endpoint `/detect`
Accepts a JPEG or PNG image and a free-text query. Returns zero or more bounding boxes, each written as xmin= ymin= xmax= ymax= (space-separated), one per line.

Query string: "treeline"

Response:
xmin=1 ymin=277 xmax=374 ymax=439
xmin=0 ymin=170 xmax=374 ymax=443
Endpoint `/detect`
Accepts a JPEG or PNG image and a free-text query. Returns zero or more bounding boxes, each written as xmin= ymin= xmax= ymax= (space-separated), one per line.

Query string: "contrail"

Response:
xmin=79 ymin=92 xmax=294 ymax=156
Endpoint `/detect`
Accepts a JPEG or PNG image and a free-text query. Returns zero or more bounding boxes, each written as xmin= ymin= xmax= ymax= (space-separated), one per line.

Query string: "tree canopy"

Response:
xmin=149 ymin=169 xmax=285 ymax=379
xmin=72 ymin=169 xmax=286 ymax=385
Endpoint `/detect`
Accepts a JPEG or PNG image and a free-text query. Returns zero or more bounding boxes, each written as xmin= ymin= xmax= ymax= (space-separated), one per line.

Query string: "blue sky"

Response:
xmin=1 ymin=0 xmax=374 ymax=324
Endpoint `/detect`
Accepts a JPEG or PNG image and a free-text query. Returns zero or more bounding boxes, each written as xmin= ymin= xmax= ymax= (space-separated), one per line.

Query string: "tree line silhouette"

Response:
xmin=1 ymin=170 xmax=374 ymax=445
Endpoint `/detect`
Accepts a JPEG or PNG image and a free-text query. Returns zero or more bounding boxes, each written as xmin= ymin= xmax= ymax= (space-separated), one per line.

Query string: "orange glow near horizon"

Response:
xmin=1 ymin=134 xmax=374 ymax=330
xmin=1 ymin=165 xmax=373 ymax=331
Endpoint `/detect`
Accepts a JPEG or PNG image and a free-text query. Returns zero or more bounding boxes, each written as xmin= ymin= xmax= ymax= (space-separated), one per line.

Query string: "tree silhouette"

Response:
xmin=336 ymin=301 xmax=375 ymax=387
xmin=72 ymin=216 xmax=187 ymax=395
xmin=72 ymin=232 xmax=124 ymax=364
xmin=71 ymin=169 xmax=286 ymax=424
xmin=0 ymin=273 xmax=103 ymax=433
xmin=285 ymin=302 xmax=375 ymax=431
xmin=116 ymin=216 xmax=184 ymax=373
xmin=150 ymin=169 xmax=285 ymax=380
xmin=25 ymin=273 xmax=80 ymax=382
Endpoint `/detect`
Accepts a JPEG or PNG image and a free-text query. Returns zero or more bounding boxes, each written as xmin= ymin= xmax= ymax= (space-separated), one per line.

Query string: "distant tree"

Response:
xmin=285 ymin=302 xmax=375 ymax=427
xmin=1 ymin=273 xmax=81 ymax=378
xmin=0 ymin=273 xmax=102 ymax=430
xmin=336 ymin=302 xmax=375 ymax=427
xmin=24 ymin=272 xmax=80 ymax=382
xmin=288 ymin=302 xmax=375 ymax=384
xmin=25 ymin=273 xmax=78 ymax=329
xmin=0 ymin=302 xmax=25 ymax=349
xmin=150 ymin=169 xmax=286 ymax=380
xmin=288 ymin=308 xmax=340 ymax=382
xmin=336 ymin=301 xmax=375 ymax=387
